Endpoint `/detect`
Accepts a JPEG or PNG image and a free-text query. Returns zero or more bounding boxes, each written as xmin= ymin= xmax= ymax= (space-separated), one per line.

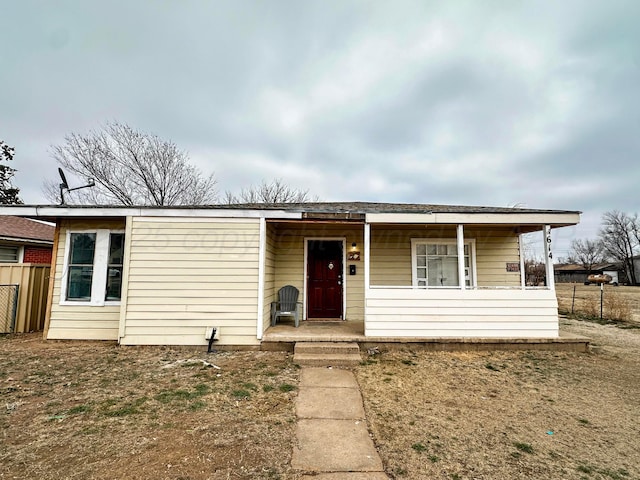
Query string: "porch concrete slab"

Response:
xmin=262 ymin=321 xmax=590 ymax=353
xmin=297 ymin=386 xmax=365 ymax=419
xmin=300 ymin=473 xmax=389 ymax=480
xmin=300 ymin=367 xmax=360 ymax=388
xmin=292 ymin=419 xmax=384 ymax=472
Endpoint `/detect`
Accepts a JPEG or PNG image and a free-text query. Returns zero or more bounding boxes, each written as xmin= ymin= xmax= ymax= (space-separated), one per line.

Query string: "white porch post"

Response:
xmin=364 ymin=223 xmax=371 ymax=334
xmin=543 ymin=224 xmax=555 ymax=291
xmin=457 ymin=224 xmax=466 ymax=290
xmin=364 ymin=223 xmax=371 ymax=291
xmin=519 ymin=233 xmax=526 ymax=289
xmin=256 ymin=217 xmax=266 ymax=340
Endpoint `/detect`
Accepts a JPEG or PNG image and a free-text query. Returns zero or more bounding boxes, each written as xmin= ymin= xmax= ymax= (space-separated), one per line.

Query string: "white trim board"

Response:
xmin=0 ymin=206 xmax=303 ymax=219
xmin=256 ymin=218 xmax=266 ymax=340
xmin=366 ymin=212 xmax=580 ymax=226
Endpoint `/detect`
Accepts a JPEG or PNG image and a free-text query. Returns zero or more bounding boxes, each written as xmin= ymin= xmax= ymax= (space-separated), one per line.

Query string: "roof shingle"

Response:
xmin=0 ymin=216 xmax=55 ymax=242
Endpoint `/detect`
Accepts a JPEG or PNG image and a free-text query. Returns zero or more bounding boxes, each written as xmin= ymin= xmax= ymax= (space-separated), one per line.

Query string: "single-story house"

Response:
xmin=554 ymin=262 xmax=625 ymax=285
xmin=0 ymin=202 xmax=580 ymax=346
xmin=0 ymin=216 xmax=54 ymax=333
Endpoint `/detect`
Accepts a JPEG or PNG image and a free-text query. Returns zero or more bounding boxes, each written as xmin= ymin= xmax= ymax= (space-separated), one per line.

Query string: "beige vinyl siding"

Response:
xmin=472 ymin=228 xmax=521 ymax=286
xmin=365 ymin=288 xmax=558 ymax=338
xmin=369 ymin=226 xmax=521 ymax=287
xmin=271 ymin=224 xmax=364 ymax=321
xmin=48 ymin=219 xmax=125 ymax=340
xmin=120 ymin=217 xmax=261 ymax=345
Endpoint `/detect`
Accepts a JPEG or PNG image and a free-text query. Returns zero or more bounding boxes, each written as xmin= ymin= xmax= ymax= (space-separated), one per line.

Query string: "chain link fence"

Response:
xmin=557 ymin=284 xmax=633 ymax=322
xmin=0 ymin=284 xmax=19 ymax=333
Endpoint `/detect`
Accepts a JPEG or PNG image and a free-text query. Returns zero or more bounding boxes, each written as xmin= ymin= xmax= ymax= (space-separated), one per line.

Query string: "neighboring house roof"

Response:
xmin=554 ymin=262 xmax=621 ymax=272
xmin=0 ymin=216 xmax=55 ymax=244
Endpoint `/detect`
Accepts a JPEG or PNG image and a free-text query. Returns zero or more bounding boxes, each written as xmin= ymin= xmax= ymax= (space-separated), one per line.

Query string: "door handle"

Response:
xmin=337 ymin=280 xmax=342 ymax=285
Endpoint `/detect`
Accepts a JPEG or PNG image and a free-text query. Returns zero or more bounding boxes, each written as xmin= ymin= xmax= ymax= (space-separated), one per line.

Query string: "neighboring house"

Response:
xmin=0 ymin=202 xmax=580 ymax=345
xmin=0 ymin=216 xmax=54 ymax=333
xmin=0 ymin=216 xmax=54 ymax=264
xmin=633 ymin=256 xmax=640 ymax=286
xmin=554 ymin=262 xmax=626 ymax=285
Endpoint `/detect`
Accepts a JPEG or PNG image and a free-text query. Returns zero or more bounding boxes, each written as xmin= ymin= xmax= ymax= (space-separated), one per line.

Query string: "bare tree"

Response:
xmin=0 ymin=140 xmax=22 ymax=204
xmin=520 ymin=232 xmax=549 ymax=286
xmin=599 ymin=210 xmax=638 ymax=285
xmin=567 ymin=238 xmax=604 ymax=274
xmin=224 ymin=178 xmax=317 ymax=204
xmin=524 ymin=258 xmax=546 ymax=286
xmin=43 ymin=122 xmax=217 ymax=206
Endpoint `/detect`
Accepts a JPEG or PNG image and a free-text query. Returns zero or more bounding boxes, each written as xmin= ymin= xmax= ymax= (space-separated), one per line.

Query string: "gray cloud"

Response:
xmin=1 ymin=0 xmax=638 ymax=255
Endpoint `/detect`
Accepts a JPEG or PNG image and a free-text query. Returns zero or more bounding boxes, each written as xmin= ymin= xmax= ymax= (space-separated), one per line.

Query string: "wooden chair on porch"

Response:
xmin=271 ymin=285 xmax=301 ymax=327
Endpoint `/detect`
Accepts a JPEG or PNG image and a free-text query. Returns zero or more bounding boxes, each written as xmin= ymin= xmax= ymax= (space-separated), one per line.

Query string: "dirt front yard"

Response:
xmin=356 ymin=318 xmax=640 ymax=479
xmin=0 ymin=338 xmax=299 ymax=479
xmin=2 ymin=315 xmax=640 ymax=479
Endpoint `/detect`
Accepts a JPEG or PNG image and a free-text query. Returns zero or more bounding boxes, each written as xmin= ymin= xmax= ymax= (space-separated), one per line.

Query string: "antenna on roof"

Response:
xmin=58 ymin=168 xmax=95 ymax=205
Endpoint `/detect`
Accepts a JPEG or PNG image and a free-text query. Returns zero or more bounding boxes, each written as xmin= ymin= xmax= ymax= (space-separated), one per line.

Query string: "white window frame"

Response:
xmin=0 ymin=245 xmax=23 ymax=263
xmin=411 ymin=238 xmax=477 ymax=288
xmin=60 ymin=229 xmax=125 ymax=306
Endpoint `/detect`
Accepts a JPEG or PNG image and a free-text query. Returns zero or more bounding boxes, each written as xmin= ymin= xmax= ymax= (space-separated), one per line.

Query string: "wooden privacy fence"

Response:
xmin=0 ymin=264 xmax=50 ymax=333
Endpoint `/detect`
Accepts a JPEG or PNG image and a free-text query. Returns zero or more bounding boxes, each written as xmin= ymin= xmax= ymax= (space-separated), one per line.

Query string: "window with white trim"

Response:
xmin=63 ymin=230 xmax=125 ymax=304
xmin=411 ymin=239 xmax=475 ymax=288
xmin=0 ymin=246 xmax=20 ymax=263
xmin=106 ymin=233 xmax=124 ymax=301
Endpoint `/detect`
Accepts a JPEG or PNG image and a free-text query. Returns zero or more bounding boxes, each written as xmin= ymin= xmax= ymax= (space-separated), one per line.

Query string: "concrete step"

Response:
xmin=294 ymin=342 xmax=362 ymax=367
xmin=293 ymin=353 xmax=362 ymax=367
xmin=294 ymin=341 xmax=360 ymax=355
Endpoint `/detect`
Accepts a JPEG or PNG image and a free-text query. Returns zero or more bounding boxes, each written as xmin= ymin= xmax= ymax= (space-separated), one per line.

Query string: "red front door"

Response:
xmin=307 ymin=241 xmax=343 ymax=319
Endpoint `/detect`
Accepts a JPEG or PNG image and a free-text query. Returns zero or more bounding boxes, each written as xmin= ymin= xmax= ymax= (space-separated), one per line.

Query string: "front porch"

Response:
xmin=263 ymin=218 xmax=563 ymax=341
xmin=261 ymin=319 xmax=590 ymax=352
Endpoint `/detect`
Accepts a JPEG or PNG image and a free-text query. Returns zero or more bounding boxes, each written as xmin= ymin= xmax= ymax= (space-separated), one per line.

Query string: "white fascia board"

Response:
xmin=366 ymin=212 xmax=580 ymax=226
xmin=139 ymin=209 xmax=301 ymax=219
xmin=0 ymin=205 xmax=302 ymax=220
xmin=0 ymin=206 xmax=42 ymax=216
xmin=0 ymin=236 xmax=53 ymax=246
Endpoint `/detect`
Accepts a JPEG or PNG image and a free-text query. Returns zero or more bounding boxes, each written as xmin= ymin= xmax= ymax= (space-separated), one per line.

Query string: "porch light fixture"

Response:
xmin=351 ymin=242 xmax=357 ymax=249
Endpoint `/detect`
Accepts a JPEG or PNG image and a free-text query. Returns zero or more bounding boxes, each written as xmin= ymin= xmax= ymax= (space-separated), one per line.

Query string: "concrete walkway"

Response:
xmin=292 ymin=367 xmax=389 ymax=479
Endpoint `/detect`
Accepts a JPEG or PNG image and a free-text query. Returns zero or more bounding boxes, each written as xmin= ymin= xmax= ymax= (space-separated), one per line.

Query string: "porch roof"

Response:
xmin=227 ymin=201 xmax=580 ymax=215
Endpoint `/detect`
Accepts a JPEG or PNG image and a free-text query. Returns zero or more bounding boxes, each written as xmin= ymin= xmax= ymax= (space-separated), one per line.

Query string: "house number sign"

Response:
xmin=506 ymin=262 xmax=520 ymax=272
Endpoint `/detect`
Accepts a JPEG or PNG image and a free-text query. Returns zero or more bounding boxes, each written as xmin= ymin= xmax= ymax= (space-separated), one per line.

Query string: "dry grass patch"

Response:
xmin=0 ymin=335 xmax=299 ymax=480
xmin=355 ymin=319 xmax=640 ymax=479
xmin=556 ymin=284 xmax=639 ymax=324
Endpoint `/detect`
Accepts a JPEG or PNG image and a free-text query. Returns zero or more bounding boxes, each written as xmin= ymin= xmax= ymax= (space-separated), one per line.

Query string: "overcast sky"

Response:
xmin=1 ymin=1 xmax=639 ymax=259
